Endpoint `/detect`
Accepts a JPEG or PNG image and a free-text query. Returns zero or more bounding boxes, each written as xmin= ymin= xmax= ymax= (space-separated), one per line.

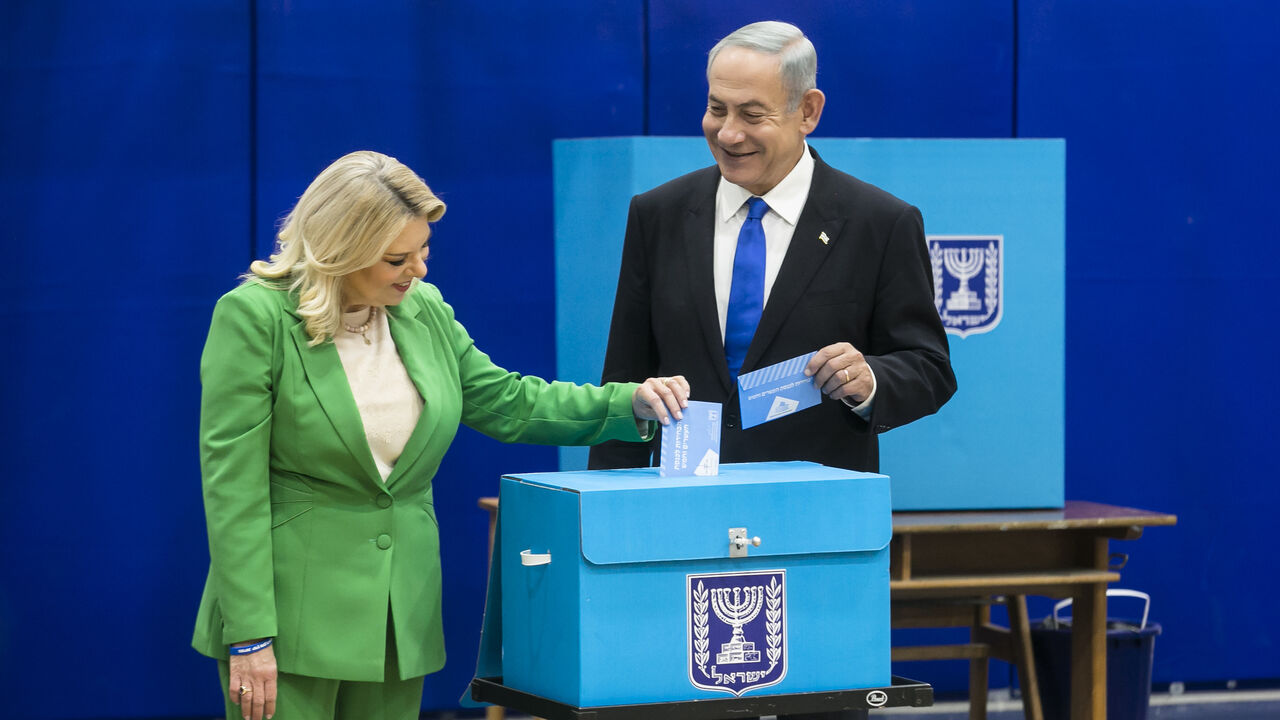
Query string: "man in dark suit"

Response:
xmin=589 ymin=20 xmax=956 ymax=476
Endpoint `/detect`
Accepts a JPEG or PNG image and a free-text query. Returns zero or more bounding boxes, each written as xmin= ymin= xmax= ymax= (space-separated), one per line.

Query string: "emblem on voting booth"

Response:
xmin=928 ymin=235 xmax=1003 ymax=338
xmin=686 ymin=569 xmax=787 ymax=696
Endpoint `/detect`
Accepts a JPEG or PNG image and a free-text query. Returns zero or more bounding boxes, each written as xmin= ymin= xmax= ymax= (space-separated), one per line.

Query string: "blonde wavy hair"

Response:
xmin=247 ymin=151 xmax=446 ymax=345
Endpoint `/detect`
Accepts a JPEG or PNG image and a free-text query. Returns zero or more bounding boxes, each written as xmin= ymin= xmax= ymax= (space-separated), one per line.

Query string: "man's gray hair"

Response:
xmin=706 ymin=21 xmax=817 ymax=112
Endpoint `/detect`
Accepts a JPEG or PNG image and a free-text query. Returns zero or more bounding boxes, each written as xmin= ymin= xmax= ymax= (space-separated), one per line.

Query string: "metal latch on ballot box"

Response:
xmin=728 ymin=527 xmax=762 ymax=558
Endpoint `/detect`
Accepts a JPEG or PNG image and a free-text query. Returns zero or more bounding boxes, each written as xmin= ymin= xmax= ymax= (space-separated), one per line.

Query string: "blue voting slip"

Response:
xmin=660 ymin=400 xmax=722 ymax=477
xmin=737 ymin=352 xmax=822 ymax=428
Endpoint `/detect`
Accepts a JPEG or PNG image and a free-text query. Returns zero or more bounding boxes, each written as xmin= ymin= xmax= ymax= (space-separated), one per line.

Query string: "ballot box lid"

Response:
xmin=502 ymin=461 xmax=890 ymax=565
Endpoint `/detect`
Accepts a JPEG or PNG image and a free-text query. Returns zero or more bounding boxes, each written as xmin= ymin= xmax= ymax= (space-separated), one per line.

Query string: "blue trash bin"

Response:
xmin=1030 ymin=589 xmax=1161 ymax=720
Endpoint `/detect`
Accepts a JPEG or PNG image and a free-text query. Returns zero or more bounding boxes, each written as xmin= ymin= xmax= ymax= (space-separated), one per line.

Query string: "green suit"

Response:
xmin=192 ymin=280 xmax=648 ymax=681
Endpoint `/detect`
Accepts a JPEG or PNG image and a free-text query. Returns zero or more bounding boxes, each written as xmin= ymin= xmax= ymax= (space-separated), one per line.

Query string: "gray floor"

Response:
xmin=868 ymin=689 xmax=1280 ymax=719
xmin=477 ymin=689 xmax=1280 ymax=720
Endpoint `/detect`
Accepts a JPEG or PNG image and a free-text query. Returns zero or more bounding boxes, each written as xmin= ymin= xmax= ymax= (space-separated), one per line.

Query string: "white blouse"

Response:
xmin=333 ymin=307 xmax=424 ymax=482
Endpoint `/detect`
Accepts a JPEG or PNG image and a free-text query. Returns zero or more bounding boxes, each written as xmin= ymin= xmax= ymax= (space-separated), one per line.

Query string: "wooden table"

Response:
xmin=890 ymin=501 xmax=1176 ymax=720
xmin=478 ymin=498 xmax=1175 ymax=720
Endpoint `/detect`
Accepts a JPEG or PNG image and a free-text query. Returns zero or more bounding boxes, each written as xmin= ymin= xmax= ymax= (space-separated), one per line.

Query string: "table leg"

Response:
xmin=967 ymin=651 xmax=988 ymax=720
xmin=1070 ymin=582 xmax=1107 ymax=720
xmin=1007 ymin=595 xmax=1044 ymax=720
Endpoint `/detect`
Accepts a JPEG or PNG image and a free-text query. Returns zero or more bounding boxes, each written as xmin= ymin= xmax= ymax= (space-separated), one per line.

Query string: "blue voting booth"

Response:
xmin=553 ymin=137 xmax=1066 ymax=510
xmin=475 ymin=462 xmax=892 ymax=707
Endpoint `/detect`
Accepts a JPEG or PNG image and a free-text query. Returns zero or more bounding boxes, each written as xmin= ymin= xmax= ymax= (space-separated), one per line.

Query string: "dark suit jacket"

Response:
xmin=589 ymin=148 xmax=956 ymax=473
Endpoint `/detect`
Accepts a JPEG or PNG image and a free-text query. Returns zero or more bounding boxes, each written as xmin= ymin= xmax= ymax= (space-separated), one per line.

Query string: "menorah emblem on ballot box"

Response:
xmin=687 ymin=569 xmax=787 ymax=696
xmin=928 ymin=235 xmax=1004 ymax=338
xmin=712 ymin=585 xmax=764 ymax=663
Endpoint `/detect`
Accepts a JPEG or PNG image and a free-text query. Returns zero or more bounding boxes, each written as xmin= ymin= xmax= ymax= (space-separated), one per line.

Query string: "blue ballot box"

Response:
xmin=479 ymin=461 xmax=892 ymax=708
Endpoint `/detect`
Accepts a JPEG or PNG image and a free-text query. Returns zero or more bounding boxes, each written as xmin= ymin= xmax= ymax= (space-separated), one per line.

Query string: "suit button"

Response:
xmin=376 ymin=534 xmax=392 ymax=549
xmin=725 ymin=421 xmax=737 ymax=429
xmin=376 ymin=494 xmax=392 ymax=508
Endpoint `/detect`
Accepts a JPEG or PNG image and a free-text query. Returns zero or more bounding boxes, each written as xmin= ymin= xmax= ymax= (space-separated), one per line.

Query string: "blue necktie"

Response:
xmin=725 ymin=197 xmax=769 ymax=377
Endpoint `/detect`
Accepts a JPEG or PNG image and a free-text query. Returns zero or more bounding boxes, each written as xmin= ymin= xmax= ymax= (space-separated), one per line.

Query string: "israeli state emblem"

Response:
xmin=928 ymin=235 xmax=1003 ymax=338
xmin=687 ymin=569 xmax=787 ymax=696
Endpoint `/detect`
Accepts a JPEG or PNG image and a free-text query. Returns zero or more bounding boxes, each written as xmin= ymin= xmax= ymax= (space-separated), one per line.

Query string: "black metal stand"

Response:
xmin=470 ymin=676 xmax=933 ymax=720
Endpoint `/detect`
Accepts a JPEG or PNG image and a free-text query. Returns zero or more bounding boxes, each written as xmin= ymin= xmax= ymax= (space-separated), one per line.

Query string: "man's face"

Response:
xmin=702 ymin=46 xmax=821 ymax=196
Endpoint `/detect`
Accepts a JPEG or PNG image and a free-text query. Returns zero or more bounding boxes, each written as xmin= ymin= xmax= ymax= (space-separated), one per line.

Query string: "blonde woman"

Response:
xmin=191 ymin=151 xmax=689 ymax=720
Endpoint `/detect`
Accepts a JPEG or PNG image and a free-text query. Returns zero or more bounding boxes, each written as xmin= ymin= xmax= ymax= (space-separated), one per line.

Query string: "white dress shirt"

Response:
xmin=713 ymin=143 xmax=815 ymax=338
xmin=712 ymin=144 xmax=876 ymax=415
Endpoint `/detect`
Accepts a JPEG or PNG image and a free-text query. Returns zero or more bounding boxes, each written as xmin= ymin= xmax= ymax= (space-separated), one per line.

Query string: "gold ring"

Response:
xmin=842 ymin=369 xmax=850 ymax=384
xmin=239 ymin=685 xmax=251 ymax=696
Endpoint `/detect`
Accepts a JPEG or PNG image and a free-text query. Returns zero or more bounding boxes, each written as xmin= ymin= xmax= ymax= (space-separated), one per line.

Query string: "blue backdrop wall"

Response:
xmin=1 ymin=1 xmax=1276 ymax=717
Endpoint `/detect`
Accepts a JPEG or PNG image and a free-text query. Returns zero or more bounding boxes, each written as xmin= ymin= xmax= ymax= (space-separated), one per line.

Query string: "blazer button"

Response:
xmin=376 ymin=494 xmax=392 ymax=508
xmin=376 ymin=534 xmax=392 ymax=550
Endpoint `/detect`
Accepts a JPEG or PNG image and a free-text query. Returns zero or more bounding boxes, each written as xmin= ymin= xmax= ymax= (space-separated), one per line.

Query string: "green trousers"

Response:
xmin=216 ymin=622 xmax=424 ymax=720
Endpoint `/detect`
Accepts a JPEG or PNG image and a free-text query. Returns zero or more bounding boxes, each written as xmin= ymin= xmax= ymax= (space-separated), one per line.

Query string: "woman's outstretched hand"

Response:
xmin=632 ymin=375 xmax=691 ymax=426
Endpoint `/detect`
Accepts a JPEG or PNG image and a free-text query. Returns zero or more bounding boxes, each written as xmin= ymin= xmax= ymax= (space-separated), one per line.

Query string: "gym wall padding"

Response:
xmin=2 ymin=1 xmax=1276 ymax=716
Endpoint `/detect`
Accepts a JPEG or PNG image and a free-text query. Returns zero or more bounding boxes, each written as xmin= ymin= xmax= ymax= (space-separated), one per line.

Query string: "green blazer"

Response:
xmin=191 ymin=280 xmax=648 ymax=681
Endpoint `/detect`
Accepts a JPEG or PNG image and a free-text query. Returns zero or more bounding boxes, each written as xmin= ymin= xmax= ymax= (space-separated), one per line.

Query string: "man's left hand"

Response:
xmin=805 ymin=342 xmax=872 ymax=404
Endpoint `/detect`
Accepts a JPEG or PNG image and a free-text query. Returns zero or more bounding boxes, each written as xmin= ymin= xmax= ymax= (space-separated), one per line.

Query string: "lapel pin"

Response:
xmin=819 ymin=231 xmax=830 ymax=245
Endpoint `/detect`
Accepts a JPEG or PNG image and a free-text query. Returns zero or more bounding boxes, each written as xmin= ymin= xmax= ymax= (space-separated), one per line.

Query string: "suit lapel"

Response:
xmin=288 ymin=320 xmax=382 ymax=484
xmin=383 ymin=298 xmax=448 ymax=487
xmin=743 ymin=154 xmax=847 ymax=372
xmin=682 ymin=172 xmax=736 ymax=394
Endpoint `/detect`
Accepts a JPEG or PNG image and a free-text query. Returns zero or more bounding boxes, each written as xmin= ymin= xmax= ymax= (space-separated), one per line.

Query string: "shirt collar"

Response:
xmin=716 ymin=142 xmax=815 ymax=225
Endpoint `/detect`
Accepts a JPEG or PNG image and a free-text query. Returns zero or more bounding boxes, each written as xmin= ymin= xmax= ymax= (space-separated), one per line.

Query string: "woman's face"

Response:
xmin=343 ymin=216 xmax=431 ymax=309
